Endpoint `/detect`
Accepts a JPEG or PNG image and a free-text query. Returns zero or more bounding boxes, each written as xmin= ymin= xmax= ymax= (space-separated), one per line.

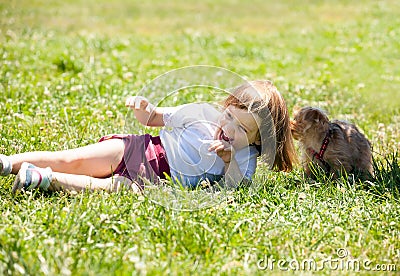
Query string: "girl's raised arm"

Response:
xmin=125 ymin=96 xmax=165 ymax=127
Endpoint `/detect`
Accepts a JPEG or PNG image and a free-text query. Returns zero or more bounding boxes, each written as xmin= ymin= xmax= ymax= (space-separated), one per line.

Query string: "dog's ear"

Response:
xmin=290 ymin=119 xmax=299 ymax=132
xmin=305 ymin=108 xmax=328 ymax=124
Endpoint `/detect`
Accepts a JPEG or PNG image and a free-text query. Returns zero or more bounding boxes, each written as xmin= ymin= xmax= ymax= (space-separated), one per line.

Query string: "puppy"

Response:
xmin=291 ymin=107 xmax=373 ymax=180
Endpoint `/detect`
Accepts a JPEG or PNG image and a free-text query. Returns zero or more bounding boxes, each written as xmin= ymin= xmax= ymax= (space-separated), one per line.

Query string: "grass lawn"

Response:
xmin=1 ymin=0 xmax=399 ymax=274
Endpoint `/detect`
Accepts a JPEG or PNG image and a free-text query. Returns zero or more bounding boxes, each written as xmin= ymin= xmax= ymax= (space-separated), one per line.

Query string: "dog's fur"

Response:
xmin=291 ymin=107 xmax=373 ymax=179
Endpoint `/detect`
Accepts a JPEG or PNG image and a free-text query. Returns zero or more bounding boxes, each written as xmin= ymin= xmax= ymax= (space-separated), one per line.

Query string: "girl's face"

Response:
xmin=215 ymin=105 xmax=261 ymax=150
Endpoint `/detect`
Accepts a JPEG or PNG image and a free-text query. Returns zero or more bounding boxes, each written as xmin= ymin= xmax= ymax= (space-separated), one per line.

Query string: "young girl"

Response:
xmin=0 ymin=80 xmax=296 ymax=193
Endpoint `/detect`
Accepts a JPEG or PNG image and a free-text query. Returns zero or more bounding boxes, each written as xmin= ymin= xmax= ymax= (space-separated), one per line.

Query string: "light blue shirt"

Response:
xmin=159 ymin=103 xmax=258 ymax=187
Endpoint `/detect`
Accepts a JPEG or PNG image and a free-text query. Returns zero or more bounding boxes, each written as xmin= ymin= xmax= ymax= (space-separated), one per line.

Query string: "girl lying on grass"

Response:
xmin=0 ymin=80 xmax=296 ymax=193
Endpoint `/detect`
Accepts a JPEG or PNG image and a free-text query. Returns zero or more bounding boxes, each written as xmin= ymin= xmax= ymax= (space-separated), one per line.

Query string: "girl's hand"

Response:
xmin=125 ymin=96 xmax=164 ymax=126
xmin=125 ymin=96 xmax=154 ymax=113
xmin=208 ymin=140 xmax=235 ymax=164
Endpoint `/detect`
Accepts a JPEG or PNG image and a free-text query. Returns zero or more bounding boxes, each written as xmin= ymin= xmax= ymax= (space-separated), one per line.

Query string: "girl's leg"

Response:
xmin=12 ymin=162 xmax=140 ymax=194
xmin=8 ymin=139 xmax=125 ymax=177
xmin=49 ymin=172 xmax=141 ymax=193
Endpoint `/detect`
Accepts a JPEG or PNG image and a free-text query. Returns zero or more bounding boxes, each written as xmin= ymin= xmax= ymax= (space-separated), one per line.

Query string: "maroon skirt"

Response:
xmin=99 ymin=134 xmax=170 ymax=189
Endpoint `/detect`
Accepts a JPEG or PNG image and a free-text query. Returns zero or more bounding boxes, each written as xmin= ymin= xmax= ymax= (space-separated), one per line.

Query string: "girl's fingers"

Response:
xmin=125 ymin=96 xmax=153 ymax=111
xmin=208 ymin=140 xmax=234 ymax=163
xmin=145 ymin=102 xmax=155 ymax=112
xmin=208 ymin=140 xmax=232 ymax=152
xmin=208 ymin=141 xmax=222 ymax=151
xmin=134 ymin=96 xmax=145 ymax=109
xmin=209 ymin=143 xmax=227 ymax=153
xmin=125 ymin=96 xmax=134 ymax=107
xmin=214 ymin=145 xmax=225 ymax=152
xmin=125 ymin=96 xmax=143 ymax=108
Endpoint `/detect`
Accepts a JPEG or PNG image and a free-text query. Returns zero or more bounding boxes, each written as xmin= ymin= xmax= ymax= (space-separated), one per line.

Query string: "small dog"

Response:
xmin=291 ymin=107 xmax=373 ymax=180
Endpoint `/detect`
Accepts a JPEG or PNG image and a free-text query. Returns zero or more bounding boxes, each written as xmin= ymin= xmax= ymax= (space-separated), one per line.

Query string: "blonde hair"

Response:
xmin=224 ymin=80 xmax=297 ymax=172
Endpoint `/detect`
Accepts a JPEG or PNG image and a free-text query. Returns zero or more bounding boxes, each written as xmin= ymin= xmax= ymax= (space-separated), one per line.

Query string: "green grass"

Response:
xmin=1 ymin=0 xmax=399 ymax=274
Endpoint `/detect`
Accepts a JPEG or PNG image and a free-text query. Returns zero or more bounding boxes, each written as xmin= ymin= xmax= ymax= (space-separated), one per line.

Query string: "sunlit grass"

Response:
xmin=0 ymin=0 xmax=399 ymax=274
xmin=1 ymin=0 xmax=377 ymax=36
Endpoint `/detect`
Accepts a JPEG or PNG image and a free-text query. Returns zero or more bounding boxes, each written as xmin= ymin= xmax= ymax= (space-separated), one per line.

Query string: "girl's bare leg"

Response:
xmin=49 ymin=172 xmax=141 ymax=193
xmin=8 ymin=139 xmax=125 ymax=177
